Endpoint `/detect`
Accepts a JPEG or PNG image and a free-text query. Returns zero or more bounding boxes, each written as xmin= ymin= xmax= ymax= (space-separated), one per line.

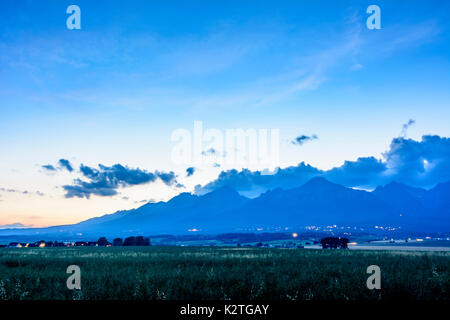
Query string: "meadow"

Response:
xmin=0 ymin=247 xmax=448 ymax=300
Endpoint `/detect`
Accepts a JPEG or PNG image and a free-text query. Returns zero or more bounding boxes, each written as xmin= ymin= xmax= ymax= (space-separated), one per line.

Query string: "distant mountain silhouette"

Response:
xmin=212 ymin=177 xmax=402 ymax=231
xmin=0 ymin=178 xmax=449 ymax=238
xmin=373 ymin=182 xmax=428 ymax=217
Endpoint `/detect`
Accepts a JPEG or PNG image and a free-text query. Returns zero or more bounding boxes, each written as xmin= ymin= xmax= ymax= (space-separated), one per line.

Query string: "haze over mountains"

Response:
xmin=1 ymin=177 xmax=449 ymax=239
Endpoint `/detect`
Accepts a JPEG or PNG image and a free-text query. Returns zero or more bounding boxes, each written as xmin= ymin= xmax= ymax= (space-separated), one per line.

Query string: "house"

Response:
xmin=34 ymin=240 xmax=46 ymax=247
xmin=8 ymin=242 xmax=21 ymax=247
xmin=320 ymin=237 xmax=349 ymax=249
xmin=74 ymin=241 xmax=87 ymax=247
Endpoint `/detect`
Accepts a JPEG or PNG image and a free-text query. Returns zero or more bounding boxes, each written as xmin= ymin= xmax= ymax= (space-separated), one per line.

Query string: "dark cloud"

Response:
xmin=156 ymin=170 xmax=178 ymax=185
xmin=42 ymin=159 xmax=73 ymax=172
xmin=292 ymin=134 xmax=318 ymax=146
xmin=186 ymin=167 xmax=196 ymax=177
xmin=42 ymin=164 xmax=56 ymax=171
xmin=63 ymin=163 xmax=179 ymax=199
xmin=324 ymin=157 xmax=386 ymax=187
xmin=58 ymin=159 xmax=74 ymax=172
xmin=196 ymin=135 xmax=450 ymax=195
xmin=381 ymin=135 xmax=450 ymax=187
xmin=196 ymin=162 xmax=322 ymax=197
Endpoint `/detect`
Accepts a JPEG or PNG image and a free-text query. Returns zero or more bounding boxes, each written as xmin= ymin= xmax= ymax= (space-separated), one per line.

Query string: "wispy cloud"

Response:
xmin=292 ymin=134 xmax=318 ymax=146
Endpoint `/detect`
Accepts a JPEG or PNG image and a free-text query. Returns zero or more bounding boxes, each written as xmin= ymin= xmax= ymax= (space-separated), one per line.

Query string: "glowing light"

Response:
xmin=188 ymin=228 xmax=199 ymax=232
xmin=39 ymin=242 xmax=46 ymax=248
xmin=348 ymin=242 xmax=357 ymax=245
xmin=416 ymin=239 xmax=423 ymax=242
xmin=292 ymin=233 xmax=298 ymax=238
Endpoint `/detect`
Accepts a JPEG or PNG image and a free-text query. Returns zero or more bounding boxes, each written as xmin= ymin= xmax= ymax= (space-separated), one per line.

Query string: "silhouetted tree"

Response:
xmin=97 ymin=237 xmax=109 ymax=246
xmin=113 ymin=238 xmax=123 ymax=246
xmin=123 ymin=236 xmax=136 ymax=246
xmin=136 ymin=236 xmax=150 ymax=246
xmin=320 ymin=237 xmax=349 ymax=249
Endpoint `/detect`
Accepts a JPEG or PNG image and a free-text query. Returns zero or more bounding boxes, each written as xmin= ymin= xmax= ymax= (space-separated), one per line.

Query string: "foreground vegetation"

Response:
xmin=0 ymin=247 xmax=448 ymax=300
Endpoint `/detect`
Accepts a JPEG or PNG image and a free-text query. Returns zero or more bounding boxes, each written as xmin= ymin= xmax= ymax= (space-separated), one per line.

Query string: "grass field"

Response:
xmin=0 ymin=247 xmax=448 ymax=300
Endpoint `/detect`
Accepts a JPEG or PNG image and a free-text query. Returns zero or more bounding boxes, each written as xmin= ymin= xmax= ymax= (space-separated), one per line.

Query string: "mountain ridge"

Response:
xmin=0 ymin=178 xmax=449 ymax=238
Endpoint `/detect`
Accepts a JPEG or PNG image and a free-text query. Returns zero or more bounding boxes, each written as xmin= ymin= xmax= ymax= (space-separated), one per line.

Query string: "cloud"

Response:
xmin=381 ymin=135 xmax=450 ymax=186
xmin=42 ymin=164 xmax=56 ymax=171
xmin=186 ymin=167 xmax=196 ymax=177
xmin=0 ymin=223 xmax=34 ymax=230
xmin=63 ymin=163 xmax=179 ymax=199
xmin=201 ymin=148 xmax=217 ymax=156
xmin=196 ymin=162 xmax=322 ymax=197
xmin=58 ymin=159 xmax=74 ymax=172
xmin=400 ymin=119 xmax=415 ymax=137
xmin=292 ymin=134 xmax=318 ymax=146
xmin=0 ymin=188 xmax=45 ymax=196
xmin=42 ymin=159 xmax=74 ymax=172
xmin=196 ymin=134 xmax=450 ymax=195
xmin=0 ymin=188 xmax=17 ymax=193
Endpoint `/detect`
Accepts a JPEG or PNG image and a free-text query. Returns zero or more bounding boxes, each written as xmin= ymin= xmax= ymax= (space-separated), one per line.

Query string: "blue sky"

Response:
xmin=1 ymin=0 xmax=450 ymax=226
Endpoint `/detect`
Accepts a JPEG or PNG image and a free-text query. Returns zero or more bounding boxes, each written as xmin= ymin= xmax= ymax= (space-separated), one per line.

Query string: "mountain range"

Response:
xmin=1 ymin=177 xmax=449 ymax=239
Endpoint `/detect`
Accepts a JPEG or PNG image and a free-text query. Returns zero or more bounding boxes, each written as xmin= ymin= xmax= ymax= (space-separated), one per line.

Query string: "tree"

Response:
xmin=320 ymin=237 xmax=349 ymax=249
xmin=113 ymin=238 xmax=123 ymax=246
xmin=97 ymin=237 xmax=109 ymax=246
xmin=136 ymin=236 xmax=151 ymax=246
xmin=123 ymin=236 xmax=136 ymax=246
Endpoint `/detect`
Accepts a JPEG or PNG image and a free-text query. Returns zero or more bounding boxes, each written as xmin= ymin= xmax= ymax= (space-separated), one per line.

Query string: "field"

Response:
xmin=0 ymin=247 xmax=449 ymax=300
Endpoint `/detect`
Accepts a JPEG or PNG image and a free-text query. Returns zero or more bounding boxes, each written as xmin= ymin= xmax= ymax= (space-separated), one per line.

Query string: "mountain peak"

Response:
xmin=374 ymin=181 xmax=427 ymax=198
xmin=202 ymin=185 xmax=246 ymax=201
xmin=302 ymin=176 xmax=338 ymax=188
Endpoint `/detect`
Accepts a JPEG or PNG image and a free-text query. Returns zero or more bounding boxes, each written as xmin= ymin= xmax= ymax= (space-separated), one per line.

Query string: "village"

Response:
xmin=0 ymin=236 xmax=151 ymax=248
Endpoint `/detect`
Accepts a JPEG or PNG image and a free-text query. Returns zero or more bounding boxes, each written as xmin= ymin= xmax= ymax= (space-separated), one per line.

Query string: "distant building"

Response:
xmin=320 ymin=237 xmax=349 ymax=249
xmin=8 ymin=242 xmax=21 ymax=248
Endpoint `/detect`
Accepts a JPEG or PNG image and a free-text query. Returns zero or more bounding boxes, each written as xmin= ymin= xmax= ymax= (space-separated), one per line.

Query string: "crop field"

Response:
xmin=0 ymin=247 xmax=448 ymax=300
